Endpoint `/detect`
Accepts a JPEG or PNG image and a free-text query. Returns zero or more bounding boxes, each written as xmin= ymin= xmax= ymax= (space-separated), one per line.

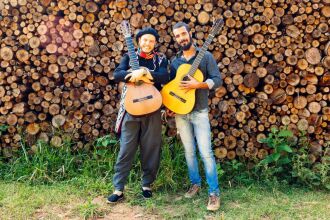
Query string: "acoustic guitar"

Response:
xmin=161 ymin=19 xmax=224 ymax=114
xmin=120 ymin=21 xmax=162 ymax=116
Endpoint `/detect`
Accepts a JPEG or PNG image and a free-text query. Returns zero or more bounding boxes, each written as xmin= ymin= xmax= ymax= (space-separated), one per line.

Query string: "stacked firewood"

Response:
xmin=0 ymin=0 xmax=329 ymax=162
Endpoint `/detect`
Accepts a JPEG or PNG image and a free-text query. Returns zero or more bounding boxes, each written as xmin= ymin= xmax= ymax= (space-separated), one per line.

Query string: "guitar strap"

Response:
xmin=114 ymin=52 xmax=165 ymax=134
xmin=115 ymin=84 xmax=127 ymax=134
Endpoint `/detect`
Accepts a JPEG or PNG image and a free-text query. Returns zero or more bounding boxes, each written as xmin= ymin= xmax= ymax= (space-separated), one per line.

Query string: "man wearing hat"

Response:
xmin=107 ymin=27 xmax=169 ymax=203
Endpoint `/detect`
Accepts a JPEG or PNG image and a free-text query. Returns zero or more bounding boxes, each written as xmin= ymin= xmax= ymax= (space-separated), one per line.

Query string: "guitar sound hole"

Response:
xmin=182 ymin=76 xmax=190 ymax=81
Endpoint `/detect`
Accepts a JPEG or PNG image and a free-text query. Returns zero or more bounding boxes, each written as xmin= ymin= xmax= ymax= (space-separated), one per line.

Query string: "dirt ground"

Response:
xmin=91 ymin=196 xmax=161 ymax=220
xmin=32 ymin=196 xmax=161 ymax=220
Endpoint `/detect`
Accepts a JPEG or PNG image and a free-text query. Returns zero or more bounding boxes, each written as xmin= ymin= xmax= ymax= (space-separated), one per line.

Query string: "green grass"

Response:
xmin=0 ymin=133 xmax=329 ymax=219
xmin=0 ymin=181 xmax=82 ymax=219
xmin=0 ymin=180 xmax=329 ymax=219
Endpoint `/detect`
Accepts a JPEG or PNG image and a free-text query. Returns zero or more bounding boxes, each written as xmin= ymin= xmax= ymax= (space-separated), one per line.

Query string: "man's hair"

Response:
xmin=173 ymin=22 xmax=190 ymax=32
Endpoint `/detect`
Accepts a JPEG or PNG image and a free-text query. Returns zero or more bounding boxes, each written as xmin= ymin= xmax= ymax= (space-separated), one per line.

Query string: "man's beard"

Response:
xmin=180 ymin=36 xmax=193 ymax=51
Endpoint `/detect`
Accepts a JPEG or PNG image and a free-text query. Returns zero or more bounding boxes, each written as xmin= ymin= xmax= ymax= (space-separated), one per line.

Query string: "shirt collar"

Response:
xmin=176 ymin=45 xmax=200 ymax=60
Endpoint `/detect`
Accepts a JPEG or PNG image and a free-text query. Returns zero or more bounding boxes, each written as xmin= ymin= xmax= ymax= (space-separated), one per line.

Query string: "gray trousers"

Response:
xmin=113 ymin=110 xmax=162 ymax=191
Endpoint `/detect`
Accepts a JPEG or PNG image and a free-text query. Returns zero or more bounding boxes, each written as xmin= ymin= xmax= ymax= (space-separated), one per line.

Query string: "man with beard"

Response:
xmin=107 ymin=27 xmax=169 ymax=203
xmin=169 ymin=22 xmax=222 ymax=211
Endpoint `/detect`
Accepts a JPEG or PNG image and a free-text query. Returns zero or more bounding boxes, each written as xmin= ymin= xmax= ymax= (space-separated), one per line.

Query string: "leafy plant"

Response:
xmin=94 ymin=135 xmax=118 ymax=147
xmin=154 ymin=136 xmax=187 ymax=191
xmin=258 ymin=127 xmax=294 ymax=166
xmin=291 ymin=134 xmax=330 ymax=190
xmin=1 ymin=128 xmax=328 ymax=191
xmin=0 ymin=125 xmax=8 ymax=136
xmin=219 ymin=159 xmax=255 ymax=187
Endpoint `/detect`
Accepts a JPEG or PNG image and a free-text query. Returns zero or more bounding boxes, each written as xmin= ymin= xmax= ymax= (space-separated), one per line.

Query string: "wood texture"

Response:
xmin=0 ymin=0 xmax=329 ymax=163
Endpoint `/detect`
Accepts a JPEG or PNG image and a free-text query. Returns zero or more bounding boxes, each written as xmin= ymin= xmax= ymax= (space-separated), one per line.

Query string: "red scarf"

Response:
xmin=137 ymin=48 xmax=157 ymax=59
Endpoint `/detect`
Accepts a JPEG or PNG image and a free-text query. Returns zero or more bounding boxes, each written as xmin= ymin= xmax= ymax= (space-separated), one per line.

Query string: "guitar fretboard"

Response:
xmin=187 ymin=34 xmax=214 ymax=77
xmin=125 ymin=36 xmax=140 ymax=70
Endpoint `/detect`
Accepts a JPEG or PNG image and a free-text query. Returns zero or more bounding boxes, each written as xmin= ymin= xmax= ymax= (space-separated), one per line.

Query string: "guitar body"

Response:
xmin=124 ymin=82 xmax=162 ymax=116
xmin=161 ymin=64 xmax=204 ymax=114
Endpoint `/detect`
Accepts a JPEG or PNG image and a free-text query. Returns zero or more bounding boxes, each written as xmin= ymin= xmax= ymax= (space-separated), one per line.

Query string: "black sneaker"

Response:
xmin=142 ymin=188 xmax=152 ymax=198
xmin=107 ymin=193 xmax=124 ymax=203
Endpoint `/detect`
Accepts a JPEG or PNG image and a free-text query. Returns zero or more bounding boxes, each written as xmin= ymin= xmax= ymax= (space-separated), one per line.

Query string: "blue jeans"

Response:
xmin=175 ymin=108 xmax=220 ymax=196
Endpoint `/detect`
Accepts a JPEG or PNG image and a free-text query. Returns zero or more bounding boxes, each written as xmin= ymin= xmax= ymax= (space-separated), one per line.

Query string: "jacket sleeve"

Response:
xmin=113 ymin=54 xmax=130 ymax=83
xmin=205 ymin=52 xmax=222 ymax=90
xmin=169 ymin=59 xmax=177 ymax=81
xmin=150 ymin=57 xmax=169 ymax=84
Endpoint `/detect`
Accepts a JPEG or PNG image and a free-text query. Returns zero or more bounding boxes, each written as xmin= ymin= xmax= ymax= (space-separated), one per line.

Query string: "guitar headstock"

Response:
xmin=121 ymin=20 xmax=131 ymax=37
xmin=210 ymin=19 xmax=224 ymax=36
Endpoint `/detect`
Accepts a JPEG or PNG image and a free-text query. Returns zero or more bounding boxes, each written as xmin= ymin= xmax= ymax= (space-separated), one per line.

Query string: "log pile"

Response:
xmin=0 ymin=0 xmax=329 ymax=162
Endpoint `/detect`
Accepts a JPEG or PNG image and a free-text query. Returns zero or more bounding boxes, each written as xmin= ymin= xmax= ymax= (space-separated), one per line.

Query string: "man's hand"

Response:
xmin=125 ymin=68 xmax=145 ymax=82
xmin=161 ymin=109 xmax=175 ymax=123
xmin=124 ymin=67 xmax=153 ymax=83
xmin=179 ymin=75 xmax=200 ymax=91
xmin=141 ymin=67 xmax=153 ymax=80
xmin=166 ymin=109 xmax=176 ymax=117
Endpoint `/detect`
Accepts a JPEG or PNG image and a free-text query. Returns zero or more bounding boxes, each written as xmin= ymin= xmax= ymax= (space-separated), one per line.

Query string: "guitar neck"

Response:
xmin=187 ymin=34 xmax=215 ymax=77
xmin=125 ymin=36 xmax=140 ymax=70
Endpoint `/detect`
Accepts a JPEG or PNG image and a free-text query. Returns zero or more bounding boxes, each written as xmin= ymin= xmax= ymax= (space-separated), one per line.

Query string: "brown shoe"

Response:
xmin=207 ymin=194 xmax=220 ymax=211
xmin=184 ymin=184 xmax=200 ymax=198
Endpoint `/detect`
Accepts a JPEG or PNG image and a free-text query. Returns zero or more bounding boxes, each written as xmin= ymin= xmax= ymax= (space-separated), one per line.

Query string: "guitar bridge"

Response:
xmin=133 ymin=95 xmax=153 ymax=103
xmin=169 ymin=91 xmax=186 ymax=103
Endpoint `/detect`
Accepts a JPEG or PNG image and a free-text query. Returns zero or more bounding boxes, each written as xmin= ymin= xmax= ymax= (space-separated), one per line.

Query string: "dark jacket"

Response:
xmin=114 ymin=53 xmax=169 ymax=90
